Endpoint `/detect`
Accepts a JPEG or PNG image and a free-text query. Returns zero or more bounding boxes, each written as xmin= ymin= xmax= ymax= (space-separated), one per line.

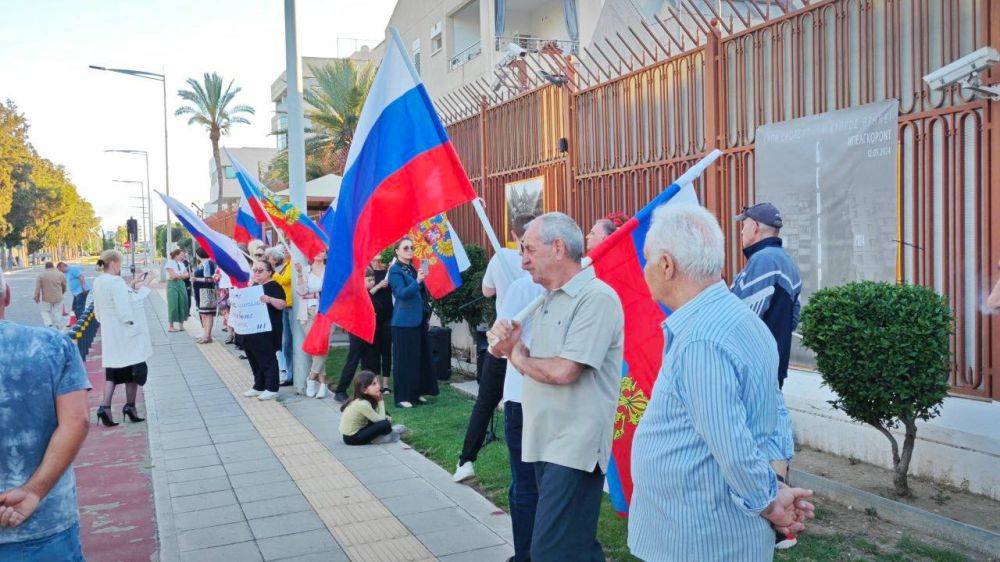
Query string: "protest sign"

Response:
xmin=229 ymin=285 xmax=271 ymax=335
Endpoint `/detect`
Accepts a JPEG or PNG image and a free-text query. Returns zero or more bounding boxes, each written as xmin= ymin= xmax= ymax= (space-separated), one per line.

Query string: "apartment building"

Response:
xmin=206 ymin=146 xmax=279 ymax=213
xmin=270 ymin=49 xmax=378 ymax=150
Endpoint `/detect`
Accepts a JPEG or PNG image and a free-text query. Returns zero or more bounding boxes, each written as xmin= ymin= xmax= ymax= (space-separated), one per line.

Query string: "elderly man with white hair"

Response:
xmin=266 ymin=245 xmax=296 ymax=388
xmin=627 ymin=204 xmax=814 ymax=561
xmin=490 ymin=212 xmax=623 ymax=562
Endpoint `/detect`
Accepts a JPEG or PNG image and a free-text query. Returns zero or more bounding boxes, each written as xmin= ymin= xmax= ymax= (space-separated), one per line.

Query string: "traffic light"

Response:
xmin=126 ymin=217 xmax=138 ymax=242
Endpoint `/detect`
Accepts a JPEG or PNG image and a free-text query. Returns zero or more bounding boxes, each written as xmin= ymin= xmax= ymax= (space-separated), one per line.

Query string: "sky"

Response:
xmin=1 ymin=0 xmax=396 ymax=234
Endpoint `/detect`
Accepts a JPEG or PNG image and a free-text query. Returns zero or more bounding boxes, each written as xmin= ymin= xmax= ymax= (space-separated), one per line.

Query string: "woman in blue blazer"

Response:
xmin=388 ymin=238 xmax=439 ymax=407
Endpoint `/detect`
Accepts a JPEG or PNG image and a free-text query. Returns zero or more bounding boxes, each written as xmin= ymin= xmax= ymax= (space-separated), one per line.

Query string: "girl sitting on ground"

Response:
xmin=339 ymin=371 xmax=406 ymax=445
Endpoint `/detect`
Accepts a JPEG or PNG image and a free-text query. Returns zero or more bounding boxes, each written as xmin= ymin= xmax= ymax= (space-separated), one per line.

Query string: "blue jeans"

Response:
xmin=280 ymin=308 xmax=294 ymax=381
xmin=0 ymin=523 xmax=85 ymax=561
xmin=504 ymin=401 xmax=537 ymax=562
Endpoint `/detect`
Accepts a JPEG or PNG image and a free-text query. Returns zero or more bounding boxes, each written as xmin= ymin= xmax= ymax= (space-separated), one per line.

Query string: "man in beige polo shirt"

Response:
xmin=490 ymin=212 xmax=624 ymax=562
xmin=34 ymin=262 xmax=67 ymax=329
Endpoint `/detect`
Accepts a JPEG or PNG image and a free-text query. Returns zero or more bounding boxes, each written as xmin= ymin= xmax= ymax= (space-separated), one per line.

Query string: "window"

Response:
xmin=224 ymin=165 xmax=236 ymax=179
xmin=412 ymin=38 xmax=422 ymax=75
xmin=431 ymin=21 xmax=443 ymax=54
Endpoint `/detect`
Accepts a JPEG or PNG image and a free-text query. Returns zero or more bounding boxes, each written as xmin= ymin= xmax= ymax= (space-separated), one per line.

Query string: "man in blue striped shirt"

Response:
xmin=628 ymin=204 xmax=814 ymax=561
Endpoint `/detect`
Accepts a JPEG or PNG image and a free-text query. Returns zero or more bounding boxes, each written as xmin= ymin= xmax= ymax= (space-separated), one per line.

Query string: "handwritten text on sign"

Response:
xmin=229 ymin=285 xmax=271 ymax=335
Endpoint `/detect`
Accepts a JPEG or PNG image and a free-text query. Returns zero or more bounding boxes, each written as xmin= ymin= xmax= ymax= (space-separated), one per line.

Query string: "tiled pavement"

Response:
xmin=144 ymin=291 xmax=514 ymax=561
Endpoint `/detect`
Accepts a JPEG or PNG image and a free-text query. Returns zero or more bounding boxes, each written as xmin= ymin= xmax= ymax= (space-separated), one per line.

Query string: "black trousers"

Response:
xmin=531 ymin=462 xmax=605 ymax=562
xmin=335 ymin=333 xmax=375 ymax=394
xmin=244 ymin=337 xmax=279 ymax=393
xmin=391 ymin=322 xmax=438 ymax=404
xmin=370 ymin=316 xmax=392 ymax=378
xmin=459 ymin=353 xmax=506 ymax=464
xmin=343 ymin=419 xmax=392 ymax=445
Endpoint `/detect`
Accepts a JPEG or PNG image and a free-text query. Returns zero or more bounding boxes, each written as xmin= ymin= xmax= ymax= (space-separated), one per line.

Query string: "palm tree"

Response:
xmin=267 ymin=59 xmax=375 ymax=187
xmin=175 ymin=73 xmax=255 ymax=206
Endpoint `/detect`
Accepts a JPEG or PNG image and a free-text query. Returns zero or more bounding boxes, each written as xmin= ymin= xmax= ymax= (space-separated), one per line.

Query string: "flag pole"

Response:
xmin=471 ymin=198 xmax=522 ymax=295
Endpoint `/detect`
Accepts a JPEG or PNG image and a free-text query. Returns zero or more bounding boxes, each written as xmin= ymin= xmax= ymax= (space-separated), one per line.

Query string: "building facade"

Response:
xmin=207 ymin=146 xmax=279 ymax=213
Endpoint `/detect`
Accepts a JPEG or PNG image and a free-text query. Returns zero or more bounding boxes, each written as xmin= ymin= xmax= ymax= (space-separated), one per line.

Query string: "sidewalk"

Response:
xmin=143 ymin=290 xmax=514 ymax=561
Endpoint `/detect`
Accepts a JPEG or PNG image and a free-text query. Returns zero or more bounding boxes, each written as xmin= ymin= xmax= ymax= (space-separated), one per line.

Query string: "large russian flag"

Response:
xmin=409 ymin=213 xmax=470 ymax=299
xmin=590 ymin=150 xmax=720 ymax=515
xmin=157 ymin=191 xmax=251 ymax=287
xmin=233 ymin=196 xmax=262 ymax=245
xmin=226 ymin=149 xmax=329 ymax=261
xmin=304 ymin=28 xmax=477 ymax=352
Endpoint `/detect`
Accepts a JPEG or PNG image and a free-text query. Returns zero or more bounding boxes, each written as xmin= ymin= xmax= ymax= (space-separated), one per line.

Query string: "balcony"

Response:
xmin=495 ymin=35 xmax=578 ymax=56
xmin=449 ymin=40 xmax=483 ymax=70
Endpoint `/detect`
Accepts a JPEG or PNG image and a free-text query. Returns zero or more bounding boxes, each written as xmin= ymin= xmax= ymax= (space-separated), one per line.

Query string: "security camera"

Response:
xmin=923 ymin=46 xmax=1000 ymax=100
xmin=506 ymin=42 xmax=528 ymax=58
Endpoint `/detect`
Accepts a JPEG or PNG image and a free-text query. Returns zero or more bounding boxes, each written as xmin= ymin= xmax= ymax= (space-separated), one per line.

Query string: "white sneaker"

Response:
xmin=392 ymin=424 xmax=406 ymax=435
xmin=315 ymin=384 xmax=328 ymax=399
xmin=305 ymin=379 xmax=317 ymax=398
xmin=243 ymin=389 xmax=262 ymax=397
xmin=418 ymin=396 xmax=429 ymax=403
xmin=398 ymin=401 xmax=413 ymax=408
xmin=453 ymin=461 xmax=475 ymax=483
xmin=258 ymin=390 xmax=279 ymax=401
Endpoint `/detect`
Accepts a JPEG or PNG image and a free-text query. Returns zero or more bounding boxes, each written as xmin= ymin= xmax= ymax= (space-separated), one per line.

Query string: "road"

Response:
xmin=3 ymin=264 xmax=100 ymax=327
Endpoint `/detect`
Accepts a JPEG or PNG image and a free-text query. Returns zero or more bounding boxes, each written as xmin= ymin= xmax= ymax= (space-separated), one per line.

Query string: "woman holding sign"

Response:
xmin=388 ymin=238 xmax=438 ymax=408
xmin=241 ymin=260 xmax=286 ymax=401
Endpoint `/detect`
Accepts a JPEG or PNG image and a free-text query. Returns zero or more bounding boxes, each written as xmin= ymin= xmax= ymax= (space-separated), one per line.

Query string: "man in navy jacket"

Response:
xmin=731 ymin=202 xmax=803 ymax=551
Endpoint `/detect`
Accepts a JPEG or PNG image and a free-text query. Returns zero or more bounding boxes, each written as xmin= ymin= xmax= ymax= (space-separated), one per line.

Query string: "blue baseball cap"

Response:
xmin=735 ymin=203 xmax=783 ymax=229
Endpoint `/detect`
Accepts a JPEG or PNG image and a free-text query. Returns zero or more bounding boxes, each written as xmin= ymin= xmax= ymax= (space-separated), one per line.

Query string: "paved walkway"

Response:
xmin=76 ymin=336 xmax=158 ymax=561
xmin=143 ymin=291 xmax=513 ymax=561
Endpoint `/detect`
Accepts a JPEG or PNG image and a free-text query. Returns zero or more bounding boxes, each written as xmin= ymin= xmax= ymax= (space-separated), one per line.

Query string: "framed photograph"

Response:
xmin=504 ymin=176 xmax=545 ymax=247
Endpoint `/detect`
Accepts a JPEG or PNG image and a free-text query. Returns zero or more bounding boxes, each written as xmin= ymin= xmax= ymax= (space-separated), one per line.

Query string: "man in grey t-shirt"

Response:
xmin=491 ymin=212 xmax=624 ymax=561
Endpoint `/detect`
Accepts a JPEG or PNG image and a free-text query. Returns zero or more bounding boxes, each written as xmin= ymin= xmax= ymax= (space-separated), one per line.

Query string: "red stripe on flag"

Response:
xmin=304 ymin=142 xmax=475 ymax=351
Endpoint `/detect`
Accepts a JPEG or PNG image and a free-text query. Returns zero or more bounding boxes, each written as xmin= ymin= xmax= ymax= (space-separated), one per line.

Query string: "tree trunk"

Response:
xmin=211 ymin=128 xmax=223 ymax=209
xmin=894 ymin=418 xmax=919 ymax=497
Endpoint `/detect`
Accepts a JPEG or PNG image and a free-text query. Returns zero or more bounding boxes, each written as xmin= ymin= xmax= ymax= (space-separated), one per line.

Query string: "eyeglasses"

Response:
xmin=252 ymin=268 xmax=266 ymax=273
xmin=399 ymin=246 xmax=413 ymax=251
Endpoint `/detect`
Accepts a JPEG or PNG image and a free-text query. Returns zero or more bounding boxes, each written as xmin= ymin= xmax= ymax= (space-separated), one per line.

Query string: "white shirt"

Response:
xmin=500 ymin=276 xmax=546 ymax=404
xmin=164 ymin=259 xmax=187 ymax=275
xmin=482 ymin=248 xmax=526 ymax=316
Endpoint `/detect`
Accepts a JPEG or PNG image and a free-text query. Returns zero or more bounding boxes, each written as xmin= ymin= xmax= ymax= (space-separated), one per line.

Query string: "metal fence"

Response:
xmin=443 ymin=0 xmax=1000 ymax=400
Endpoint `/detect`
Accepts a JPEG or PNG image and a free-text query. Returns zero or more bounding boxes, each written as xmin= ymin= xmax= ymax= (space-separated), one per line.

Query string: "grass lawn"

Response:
xmin=325 ymin=347 xmax=973 ymax=562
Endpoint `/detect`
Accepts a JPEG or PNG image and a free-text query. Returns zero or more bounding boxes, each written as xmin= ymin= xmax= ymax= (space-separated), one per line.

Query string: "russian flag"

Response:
xmin=226 ymin=149 xmax=329 ymax=261
xmin=157 ymin=191 xmax=251 ymax=287
xmin=304 ymin=28 xmax=477 ymax=351
xmin=233 ymin=196 xmax=262 ymax=245
xmin=590 ymin=150 xmax=721 ymax=515
xmin=409 ymin=213 xmax=470 ymax=299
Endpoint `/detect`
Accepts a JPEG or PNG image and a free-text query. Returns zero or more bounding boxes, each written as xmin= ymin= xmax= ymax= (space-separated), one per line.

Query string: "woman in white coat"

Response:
xmin=91 ymin=249 xmax=153 ymax=427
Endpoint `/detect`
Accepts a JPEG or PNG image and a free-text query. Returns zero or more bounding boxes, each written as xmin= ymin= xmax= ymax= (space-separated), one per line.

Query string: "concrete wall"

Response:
xmin=785 ymin=368 xmax=1000 ymax=500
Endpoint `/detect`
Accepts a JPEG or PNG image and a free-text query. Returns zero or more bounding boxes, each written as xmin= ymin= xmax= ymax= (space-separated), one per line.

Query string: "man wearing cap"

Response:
xmin=731 ymin=202 xmax=803 ymax=550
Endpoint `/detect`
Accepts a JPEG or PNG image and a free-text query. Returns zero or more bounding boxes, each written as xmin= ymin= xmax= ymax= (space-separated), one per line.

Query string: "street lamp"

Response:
xmin=89 ymin=64 xmax=173 ymax=275
xmin=105 ymin=149 xmax=153 ymax=261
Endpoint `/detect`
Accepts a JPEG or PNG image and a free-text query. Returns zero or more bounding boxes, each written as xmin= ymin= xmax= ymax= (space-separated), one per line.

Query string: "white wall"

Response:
xmin=451 ymin=0 xmax=482 ymax=55
xmin=784 ymin=368 xmax=1000 ymax=500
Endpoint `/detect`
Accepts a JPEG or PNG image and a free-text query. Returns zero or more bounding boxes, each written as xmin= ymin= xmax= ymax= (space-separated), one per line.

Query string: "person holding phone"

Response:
xmin=387 ymin=238 xmax=438 ymax=408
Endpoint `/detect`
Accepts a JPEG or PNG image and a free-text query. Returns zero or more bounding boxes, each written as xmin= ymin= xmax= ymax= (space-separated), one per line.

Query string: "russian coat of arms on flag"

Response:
xmin=409 ymin=213 xmax=469 ymax=299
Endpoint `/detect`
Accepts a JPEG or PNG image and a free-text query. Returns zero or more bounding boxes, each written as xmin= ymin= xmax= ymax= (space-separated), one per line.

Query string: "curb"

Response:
xmin=790 ymin=468 xmax=1000 ymax=558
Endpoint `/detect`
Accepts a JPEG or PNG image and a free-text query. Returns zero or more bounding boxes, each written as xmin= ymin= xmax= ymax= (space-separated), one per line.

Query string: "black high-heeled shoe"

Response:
xmin=96 ymin=406 xmax=119 ymax=427
xmin=123 ymin=403 xmax=145 ymax=423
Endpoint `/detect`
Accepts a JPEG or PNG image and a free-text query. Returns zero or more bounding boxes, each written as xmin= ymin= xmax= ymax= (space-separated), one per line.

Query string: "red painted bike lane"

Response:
xmin=74 ymin=338 xmax=158 ymax=561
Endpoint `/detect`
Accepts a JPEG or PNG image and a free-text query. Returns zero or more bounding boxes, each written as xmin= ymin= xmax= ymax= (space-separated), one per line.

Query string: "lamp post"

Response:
xmin=106 ymin=150 xmax=153 ymax=261
xmin=89 ymin=65 xmax=172 ymax=277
